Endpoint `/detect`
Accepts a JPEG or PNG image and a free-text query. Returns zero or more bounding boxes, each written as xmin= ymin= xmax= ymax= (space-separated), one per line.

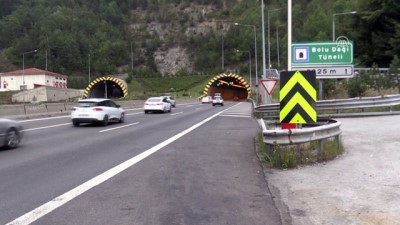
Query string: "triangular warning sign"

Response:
xmin=260 ymin=79 xmax=278 ymax=95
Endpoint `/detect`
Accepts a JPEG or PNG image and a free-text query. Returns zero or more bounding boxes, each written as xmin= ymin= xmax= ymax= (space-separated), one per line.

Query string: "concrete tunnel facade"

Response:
xmin=83 ymin=76 xmax=128 ymax=99
xmin=202 ymin=73 xmax=251 ymax=101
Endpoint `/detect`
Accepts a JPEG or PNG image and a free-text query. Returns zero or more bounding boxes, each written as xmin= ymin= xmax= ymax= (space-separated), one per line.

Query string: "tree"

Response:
xmin=389 ymin=55 xmax=400 ymax=93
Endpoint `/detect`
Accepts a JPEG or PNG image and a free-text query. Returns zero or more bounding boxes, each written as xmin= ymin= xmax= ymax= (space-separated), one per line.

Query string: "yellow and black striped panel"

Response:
xmin=200 ymin=73 xmax=252 ymax=98
xmin=83 ymin=76 xmax=128 ymax=98
xmin=279 ymin=70 xmax=317 ymax=124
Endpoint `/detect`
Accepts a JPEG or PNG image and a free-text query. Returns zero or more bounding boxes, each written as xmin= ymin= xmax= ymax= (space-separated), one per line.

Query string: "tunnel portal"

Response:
xmin=202 ymin=73 xmax=251 ymax=101
xmin=83 ymin=77 xmax=128 ymax=99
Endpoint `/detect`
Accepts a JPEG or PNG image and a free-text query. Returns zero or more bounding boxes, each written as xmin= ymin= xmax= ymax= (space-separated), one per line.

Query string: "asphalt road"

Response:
xmin=1 ymin=101 xmax=281 ymax=225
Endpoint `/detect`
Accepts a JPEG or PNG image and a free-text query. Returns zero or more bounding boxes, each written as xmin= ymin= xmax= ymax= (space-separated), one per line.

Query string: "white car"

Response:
xmin=212 ymin=96 xmax=224 ymax=106
xmin=71 ymin=98 xmax=125 ymax=127
xmin=201 ymin=96 xmax=212 ymax=104
xmin=160 ymin=96 xmax=176 ymax=107
xmin=144 ymin=97 xmax=172 ymax=113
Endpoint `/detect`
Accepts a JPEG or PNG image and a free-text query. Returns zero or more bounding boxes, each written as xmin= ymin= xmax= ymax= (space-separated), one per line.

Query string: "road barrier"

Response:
xmin=253 ymin=95 xmax=400 ymax=153
xmin=255 ymin=94 xmax=400 ymax=118
xmin=258 ymin=118 xmax=342 ymax=153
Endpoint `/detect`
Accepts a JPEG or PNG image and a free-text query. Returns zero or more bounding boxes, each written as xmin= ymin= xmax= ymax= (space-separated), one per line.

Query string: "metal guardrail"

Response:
xmin=255 ymin=94 xmax=400 ymax=152
xmin=258 ymin=118 xmax=342 ymax=152
xmin=254 ymin=94 xmax=400 ymax=116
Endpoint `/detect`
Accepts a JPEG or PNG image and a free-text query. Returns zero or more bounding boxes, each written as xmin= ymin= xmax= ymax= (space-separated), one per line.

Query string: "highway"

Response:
xmin=0 ymin=101 xmax=281 ymax=225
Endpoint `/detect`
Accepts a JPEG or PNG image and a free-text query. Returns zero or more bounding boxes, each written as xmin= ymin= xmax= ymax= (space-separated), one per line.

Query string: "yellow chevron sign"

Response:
xmin=280 ymin=70 xmax=317 ymax=124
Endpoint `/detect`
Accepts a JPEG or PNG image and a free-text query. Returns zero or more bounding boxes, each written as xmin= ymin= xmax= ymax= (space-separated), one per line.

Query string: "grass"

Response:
xmin=256 ymin=133 xmax=344 ymax=169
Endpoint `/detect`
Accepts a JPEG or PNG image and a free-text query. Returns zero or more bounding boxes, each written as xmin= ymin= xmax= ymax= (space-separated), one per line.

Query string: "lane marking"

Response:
xmin=170 ymin=112 xmax=183 ymax=116
xmin=20 ymin=116 xmax=70 ymax=123
xmin=98 ymin=122 xmax=139 ymax=133
xmin=126 ymin=112 xmax=143 ymax=116
xmin=22 ymin=123 xmax=71 ymax=132
xmin=6 ymin=103 xmax=240 ymax=225
xmin=219 ymin=114 xmax=252 ymax=118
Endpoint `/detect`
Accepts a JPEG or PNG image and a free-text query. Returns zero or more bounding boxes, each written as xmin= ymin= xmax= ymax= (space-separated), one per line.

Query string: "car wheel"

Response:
xmin=144 ymin=110 xmax=148 ymax=114
xmin=221 ymin=103 xmax=224 ymax=106
xmin=72 ymin=121 xmax=80 ymax=127
xmin=4 ymin=128 xmax=21 ymax=149
xmin=168 ymin=107 xmax=171 ymax=113
xmin=102 ymin=115 xmax=109 ymax=126
xmin=119 ymin=113 xmax=125 ymax=123
xmin=212 ymin=104 xmax=215 ymax=106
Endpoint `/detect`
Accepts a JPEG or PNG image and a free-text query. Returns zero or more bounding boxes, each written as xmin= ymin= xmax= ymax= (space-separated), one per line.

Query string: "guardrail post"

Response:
xmin=335 ymin=135 xmax=340 ymax=149
xmin=317 ymin=140 xmax=323 ymax=153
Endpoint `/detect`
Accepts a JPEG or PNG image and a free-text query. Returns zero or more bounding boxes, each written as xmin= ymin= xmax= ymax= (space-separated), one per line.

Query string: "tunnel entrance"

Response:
xmin=83 ymin=77 xmax=128 ymax=99
xmin=202 ymin=73 xmax=251 ymax=101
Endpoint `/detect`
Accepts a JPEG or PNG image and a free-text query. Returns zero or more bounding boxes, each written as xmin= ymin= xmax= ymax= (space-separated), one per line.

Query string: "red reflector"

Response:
xmin=92 ymin=107 xmax=103 ymax=111
xmin=157 ymin=103 xmax=163 ymax=105
xmin=281 ymin=123 xmax=296 ymax=129
xmin=71 ymin=108 xmax=76 ymax=111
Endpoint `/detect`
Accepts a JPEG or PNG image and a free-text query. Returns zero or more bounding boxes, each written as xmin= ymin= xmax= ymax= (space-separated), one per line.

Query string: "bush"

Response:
xmin=256 ymin=133 xmax=344 ymax=169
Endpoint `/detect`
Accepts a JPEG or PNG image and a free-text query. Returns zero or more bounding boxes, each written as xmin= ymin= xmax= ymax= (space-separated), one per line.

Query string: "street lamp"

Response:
xmin=234 ymin=23 xmax=258 ymax=89
xmin=88 ymin=54 xmax=91 ymax=84
xmin=332 ymin=11 xmax=357 ymax=41
xmin=236 ymin=50 xmax=251 ymax=88
xmin=268 ymin=8 xmax=281 ymax=70
xmin=22 ymin=49 xmax=38 ymax=90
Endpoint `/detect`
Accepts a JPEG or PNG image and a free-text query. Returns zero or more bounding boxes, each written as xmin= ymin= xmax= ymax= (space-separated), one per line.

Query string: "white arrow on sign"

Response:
xmin=260 ymin=79 xmax=278 ymax=96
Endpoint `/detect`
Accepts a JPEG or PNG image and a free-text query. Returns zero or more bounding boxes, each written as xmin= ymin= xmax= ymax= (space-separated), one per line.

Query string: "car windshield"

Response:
xmin=76 ymin=102 xmax=98 ymax=107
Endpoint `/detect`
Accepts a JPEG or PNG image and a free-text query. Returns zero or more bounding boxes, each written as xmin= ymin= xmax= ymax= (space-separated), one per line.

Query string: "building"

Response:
xmin=0 ymin=68 xmax=67 ymax=91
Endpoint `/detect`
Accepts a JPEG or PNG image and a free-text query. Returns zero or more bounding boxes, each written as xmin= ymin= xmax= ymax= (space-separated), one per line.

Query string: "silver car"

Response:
xmin=144 ymin=97 xmax=172 ymax=114
xmin=71 ymin=98 xmax=125 ymax=126
xmin=0 ymin=119 xmax=24 ymax=149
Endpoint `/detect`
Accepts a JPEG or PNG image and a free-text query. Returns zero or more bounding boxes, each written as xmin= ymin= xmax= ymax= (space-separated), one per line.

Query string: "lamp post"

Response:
xmin=268 ymin=8 xmax=281 ymax=70
xmin=276 ymin=24 xmax=280 ymax=69
xmin=88 ymin=54 xmax=91 ymax=84
xmin=22 ymin=49 xmax=38 ymax=90
xmin=234 ymin=23 xmax=258 ymax=89
xmin=236 ymin=50 xmax=251 ymax=88
xmin=332 ymin=11 xmax=357 ymax=41
xmin=221 ymin=28 xmax=224 ymax=72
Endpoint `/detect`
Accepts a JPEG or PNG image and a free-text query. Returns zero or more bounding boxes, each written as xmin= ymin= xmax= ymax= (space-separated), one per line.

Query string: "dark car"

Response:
xmin=0 ymin=119 xmax=24 ymax=149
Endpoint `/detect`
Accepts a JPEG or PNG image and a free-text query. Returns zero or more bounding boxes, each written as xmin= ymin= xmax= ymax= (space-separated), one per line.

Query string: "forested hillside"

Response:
xmin=0 ymin=0 xmax=399 ymax=87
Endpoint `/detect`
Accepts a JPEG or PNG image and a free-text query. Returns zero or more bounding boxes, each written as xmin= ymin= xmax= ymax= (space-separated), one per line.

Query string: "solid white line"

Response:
xmin=6 ymin=103 xmax=240 ymax=225
xmin=98 ymin=122 xmax=139 ymax=133
xmin=22 ymin=123 xmax=71 ymax=132
xmin=219 ymin=114 xmax=252 ymax=118
xmin=170 ymin=112 xmax=183 ymax=116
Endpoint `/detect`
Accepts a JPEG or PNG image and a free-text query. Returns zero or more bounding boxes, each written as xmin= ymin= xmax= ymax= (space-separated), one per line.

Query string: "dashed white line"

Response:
xmin=22 ymin=123 xmax=71 ymax=132
xmin=20 ymin=116 xmax=70 ymax=122
xmin=126 ymin=112 xmax=143 ymax=116
xmin=98 ymin=122 xmax=139 ymax=133
xmin=170 ymin=112 xmax=183 ymax=116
